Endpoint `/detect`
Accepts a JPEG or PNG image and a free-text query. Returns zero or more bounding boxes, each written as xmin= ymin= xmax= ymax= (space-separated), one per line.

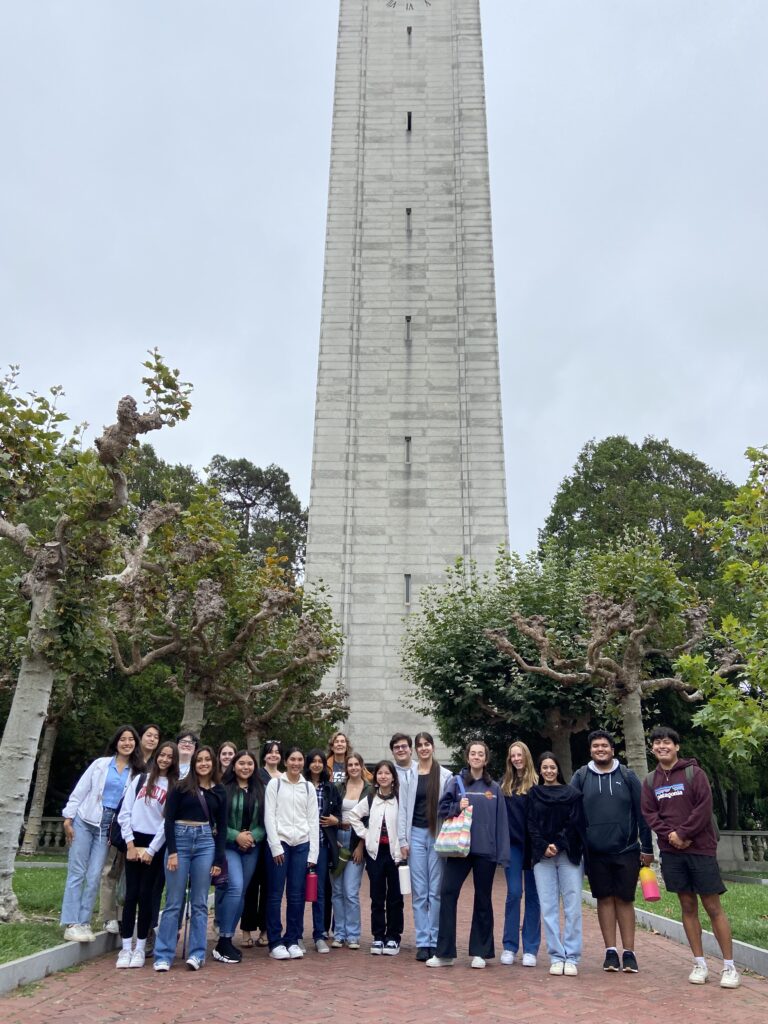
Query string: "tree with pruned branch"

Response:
xmin=486 ymin=534 xmax=709 ymax=778
xmin=0 ymin=352 xmax=191 ymax=920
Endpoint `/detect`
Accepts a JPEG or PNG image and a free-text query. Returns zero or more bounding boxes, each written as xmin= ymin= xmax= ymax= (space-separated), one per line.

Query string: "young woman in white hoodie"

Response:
xmin=115 ymin=741 xmax=179 ymax=968
xmin=349 ymin=759 xmax=403 ymax=956
xmin=264 ymin=747 xmax=319 ymax=960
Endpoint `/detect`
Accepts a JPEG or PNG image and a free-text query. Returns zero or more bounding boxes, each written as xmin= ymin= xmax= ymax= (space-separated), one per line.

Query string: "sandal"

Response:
xmin=240 ymin=931 xmax=255 ymax=948
xmin=256 ymin=932 xmax=269 ymax=947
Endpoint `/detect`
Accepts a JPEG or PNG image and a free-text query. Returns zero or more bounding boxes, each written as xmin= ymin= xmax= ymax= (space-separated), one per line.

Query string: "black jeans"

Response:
xmin=436 ymin=854 xmax=497 ymax=959
xmin=365 ymin=847 xmax=403 ymax=942
xmin=121 ymin=831 xmax=165 ymax=940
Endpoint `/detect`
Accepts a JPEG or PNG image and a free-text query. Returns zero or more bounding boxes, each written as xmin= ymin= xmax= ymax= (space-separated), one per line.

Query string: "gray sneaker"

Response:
xmin=315 ymin=938 xmax=330 ymax=954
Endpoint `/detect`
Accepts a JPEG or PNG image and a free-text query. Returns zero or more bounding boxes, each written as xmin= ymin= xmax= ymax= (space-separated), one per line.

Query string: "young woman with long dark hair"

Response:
xmin=240 ymin=739 xmax=283 ymax=948
xmin=349 ymin=759 xmax=403 ymax=956
xmin=527 ymin=751 xmax=585 ymax=976
xmin=427 ymin=740 xmax=509 ymax=970
xmin=116 ymin=741 xmax=179 ymax=968
xmin=304 ymin=748 xmax=341 ymax=953
xmin=397 ymin=731 xmax=452 ymax=960
xmin=212 ymin=749 xmax=266 ymax=964
xmin=153 ymin=745 xmax=227 ymax=972
xmin=500 ymin=740 xmax=541 ymax=967
xmin=60 ymin=725 xmax=144 ymax=943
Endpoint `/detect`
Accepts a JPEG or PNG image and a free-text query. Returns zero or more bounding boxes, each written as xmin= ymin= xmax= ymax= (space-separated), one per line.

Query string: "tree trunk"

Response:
xmin=619 ymin=686 xmax=648 ymax=778
xmin=18 ymin=719 xmax=59 ymax=857
xmin=0 ymin=644 xmax=56 ymax=920
xmin=181 ymin=686 xmax=206 ymax=735
xmin=546 ymin=728 xmax=573 ymax=780
xmin=245 ymin=725 xmax=264 ymax=751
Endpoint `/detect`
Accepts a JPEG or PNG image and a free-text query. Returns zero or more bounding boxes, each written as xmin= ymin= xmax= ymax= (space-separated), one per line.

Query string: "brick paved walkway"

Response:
xmin=3 ymin=874 xmax=766 ymax=1024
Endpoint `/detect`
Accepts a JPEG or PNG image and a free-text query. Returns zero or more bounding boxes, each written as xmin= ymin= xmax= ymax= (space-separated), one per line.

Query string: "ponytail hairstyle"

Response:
xmin=144 ymin=741 xmax=180 ymax=802
xmin=501 ymin=740 xmax=538 ymax=796
xmin=414 ymin=731 xmax=442 ymax=836
xmin=462 ymin=738 xmax=493 ymax=786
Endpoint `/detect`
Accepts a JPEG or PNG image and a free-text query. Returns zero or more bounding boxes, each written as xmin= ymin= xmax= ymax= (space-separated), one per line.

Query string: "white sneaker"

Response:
xmin=185 ymin=955 xmax=203 ymax=971
xmin=426 ymin=956 xmax=455 ymax=967
xmin=331 ymin=938 xmax=344 ymax=948
xmin=688 ymin=963 xmax=709 ymax=985
xmin=116 ymin=948 xmax=133 ymax=968
xmin=347 ymin=941 xmax=360 ymax=950
xmin=129 ymin=949 xmax=146 ymax=968
xmin=720 ymin=966 xmax=741 ymax=989
xmin=522 ymin=953 xmax=537 ymax=967
xmin=287 ymin=944 xmax=304 ymax=959
xmin=105 ymin=919 xmax=120 ymax=935
xmin=153 ymin=961 xmax=170 ymax=972
xmin=564 ymin=962 xmax=578 ymax=976
xmin=500 ymin=950 xmax=515 ymax=965
xmin=270 ymin=945 xmax=290 ymax=960
xmin=471 ymin=956 xmax=486 ymax=969
xmin=549 ymin=961 xmax=565 ymax=975
xmin=63 ymin=925 xmax=86 ymax=942
xmin=80 ymin=926 xmax=96 ymax=943
xmin=315 ymin=938 xmax=330 ymax=954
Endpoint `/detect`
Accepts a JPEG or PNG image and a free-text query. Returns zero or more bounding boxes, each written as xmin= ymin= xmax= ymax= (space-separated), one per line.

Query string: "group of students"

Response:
xmin=57 ymin=722 xmax=741 ymax=988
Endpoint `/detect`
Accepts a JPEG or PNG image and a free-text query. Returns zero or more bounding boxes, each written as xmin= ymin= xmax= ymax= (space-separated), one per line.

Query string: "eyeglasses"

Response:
xmin=392 ymin=744 xmax=410 ymax=752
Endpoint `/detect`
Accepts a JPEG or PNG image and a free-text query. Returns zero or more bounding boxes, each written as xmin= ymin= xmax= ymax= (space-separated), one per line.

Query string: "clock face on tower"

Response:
xmin=383 ymin=1 xmax=433 ymax=9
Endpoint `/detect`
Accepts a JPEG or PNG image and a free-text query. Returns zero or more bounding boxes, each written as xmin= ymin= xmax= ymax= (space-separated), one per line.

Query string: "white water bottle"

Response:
xmin=398 ymin=861 xmax=411 ymax=895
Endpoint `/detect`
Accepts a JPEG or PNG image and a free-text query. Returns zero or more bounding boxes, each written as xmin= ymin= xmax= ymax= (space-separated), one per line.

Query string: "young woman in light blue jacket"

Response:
xmin=60 ymin=725 xmax=143 ymax=942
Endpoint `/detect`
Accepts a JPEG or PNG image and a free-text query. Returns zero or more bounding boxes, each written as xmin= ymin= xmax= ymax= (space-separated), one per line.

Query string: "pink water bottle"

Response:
xmin=639 ymin=866 xmax=660 ymax=902
xmin=305 ymin=867 xmax=318 ymax=903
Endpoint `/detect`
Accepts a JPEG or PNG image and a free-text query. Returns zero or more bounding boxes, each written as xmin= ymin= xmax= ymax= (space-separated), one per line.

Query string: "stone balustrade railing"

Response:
xmin=717 ymin=830 xmax=768 ymax=872
xmin=18 ymin=816 xmax=67 ymax=853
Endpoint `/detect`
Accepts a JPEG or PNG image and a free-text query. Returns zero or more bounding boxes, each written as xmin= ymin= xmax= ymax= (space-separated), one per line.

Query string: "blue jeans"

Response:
xmin=310 ymin=844 xmax=329 ymax=941
xmin=266 ymin=841 xmax=309 ymax=949
xmin=154 ymin=824 xmax=215 ymax=965
xmin=331 ymin=829 xmax=364 ymax=942
xmin=219 ymin=843 xmax=260 ymax=938
xmin=60 ymin=808 xmax=113 ymax=926
xmin=503 ymin=842 xmax=541 ymax=955
xmin=533 ymin=852 xmax=583 ymax=964
xmin=409 ymin=825 xmax=443 ymax=947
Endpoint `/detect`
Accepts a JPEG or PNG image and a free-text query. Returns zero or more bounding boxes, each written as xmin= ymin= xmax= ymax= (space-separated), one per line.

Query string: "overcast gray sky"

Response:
xmin=1 ymin=1 xmax=766 ymax=555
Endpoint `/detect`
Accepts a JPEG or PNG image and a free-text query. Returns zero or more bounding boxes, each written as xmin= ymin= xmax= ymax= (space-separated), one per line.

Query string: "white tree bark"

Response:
xmin=0 ymin=580 xmax=57 ymax=920
xmin=181 ymin=687 xmax=206 ymax=736
xmin=18 ymin=719 xmax=59 ymax=857
xmin=620 ymin=686 xmax=649 ymax=778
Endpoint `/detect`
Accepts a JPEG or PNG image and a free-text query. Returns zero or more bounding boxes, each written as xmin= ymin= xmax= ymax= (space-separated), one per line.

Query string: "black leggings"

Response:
xmin=121 ymin=832 xmax=165 ymax=940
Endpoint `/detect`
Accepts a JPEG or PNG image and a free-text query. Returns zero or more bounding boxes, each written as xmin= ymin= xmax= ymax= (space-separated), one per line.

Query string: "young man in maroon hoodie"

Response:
xmin=640 ymin=726 xmax=740 ymax=989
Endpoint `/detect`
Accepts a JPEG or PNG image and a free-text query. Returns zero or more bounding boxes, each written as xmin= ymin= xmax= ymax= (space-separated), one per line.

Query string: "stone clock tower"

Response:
xmin=305 ymin=0 xmax=508 ymax=756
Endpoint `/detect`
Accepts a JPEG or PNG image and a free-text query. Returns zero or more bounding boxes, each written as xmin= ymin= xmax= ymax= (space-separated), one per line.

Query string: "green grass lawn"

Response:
xmin=2 ymin=868 xmax=68 ymax=966
xmin=585 ymin=878 xmax=768 ymax=950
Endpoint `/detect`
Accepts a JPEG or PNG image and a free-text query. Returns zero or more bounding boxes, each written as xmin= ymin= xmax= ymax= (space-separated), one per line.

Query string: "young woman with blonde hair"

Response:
xmin=500 ymin=740 xmax=541 ymax=967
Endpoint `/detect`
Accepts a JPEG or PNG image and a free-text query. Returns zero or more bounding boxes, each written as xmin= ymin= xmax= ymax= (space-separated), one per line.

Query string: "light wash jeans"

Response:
xmin=331 ymin=828 xmax=364 ymax=943
xmin=154 ymin=823 xmax=215 ymax=965
xmin=503 ymin=842 xmax=541 ymax=955
xmin=219 ymin=843 xmax=260 ymax=938
xmin=409 ymin=825 xmax=443 ymax=947
xmin=532 ymin=851 xmax=583 ymax=965
xmin=60 ymin=808 xmax=114 ymax=926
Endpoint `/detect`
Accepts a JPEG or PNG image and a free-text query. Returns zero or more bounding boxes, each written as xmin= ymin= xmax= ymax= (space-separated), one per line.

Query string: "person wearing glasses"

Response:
xmin=176 ymin=731 xmax=199 ymax=779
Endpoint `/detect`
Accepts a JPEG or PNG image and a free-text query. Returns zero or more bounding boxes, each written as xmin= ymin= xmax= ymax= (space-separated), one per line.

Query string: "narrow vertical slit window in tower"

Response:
xmin=405 ymin=315 xmax=412 ymax=343
xmin=405 ymin=436 xmax=412 ymax=464
xmin=405 ymin=207 xmax=412 ymax=233
xmin=404 ymin=574 xmax=412 ymax=606
xmin=406 ymin=111 xmax=412 ymax=132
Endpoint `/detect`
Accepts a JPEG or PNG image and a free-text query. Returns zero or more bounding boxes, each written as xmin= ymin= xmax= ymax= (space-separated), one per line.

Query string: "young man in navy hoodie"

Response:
xmin=571 ymin=730 xmax=653 ymax=974
xmin=640 ymin=726 xmax=740 ymax=989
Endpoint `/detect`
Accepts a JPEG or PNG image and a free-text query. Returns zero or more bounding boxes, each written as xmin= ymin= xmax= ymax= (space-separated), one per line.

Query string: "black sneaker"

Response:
xmin=622 ymin=950 xmax=639 ymax=973
xmin=603 ymin=949 xmax=621 ymax=972
xmin=416 ymin=947 xmax=430 ymax=962
xmin=382 ymin=940 xmax=400 ymax=956
xmin=212 ymin=937 xmax=242 ymax=964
